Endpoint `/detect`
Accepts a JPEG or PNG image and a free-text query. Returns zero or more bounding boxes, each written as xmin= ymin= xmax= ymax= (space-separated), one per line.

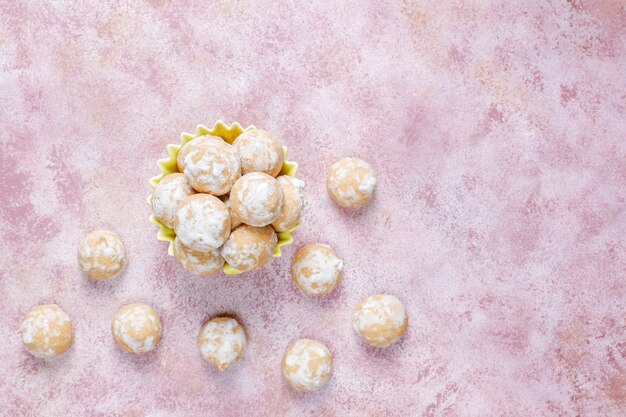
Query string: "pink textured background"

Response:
xmin=1 ymin=1 xmax=625 ymax=416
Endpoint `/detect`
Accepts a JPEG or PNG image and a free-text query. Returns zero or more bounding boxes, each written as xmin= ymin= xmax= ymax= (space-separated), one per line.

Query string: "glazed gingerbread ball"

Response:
xmin=220 ymin=195 xmax=242 ymax=230
xmin=291 ymin=244 xmax=343 ymax=296
xmin=198 ymin=317 xmax=246 ymax=371
xmin=271 ymin=176 xmax=305 ymax=232
xmin=174 ymin=194 xmax=231 ymax=252
xmin=112 ymin=303 xmax=162 ymax=354
xmin=233 ymin=129 xmax=284 ymax=177
xmin=220 ymin=225 xmax=277 ymax=272
xmin=151 ymin=173 xmax=196 ymax=228
xmin=281 ymin=339 xmax=333 ymax=392
xmin=177 ymin=135 xmax=221 ymax=173
xmin=173 ymin=237 xmax=224 ymax=276
xmin=230 ymin=172 xmax=283 ymax=227
xmin=326 ymin=157 xmax=376 ymax=208
xmin=77 ymin=229 xmax=126 ymax=279
xmin=180 ymin=136 xmax=241 ymax=195
xmin=21 ymin=304 xmax=73 ymax=358
xmin=353 ymin=294 xmax=407 ymax=347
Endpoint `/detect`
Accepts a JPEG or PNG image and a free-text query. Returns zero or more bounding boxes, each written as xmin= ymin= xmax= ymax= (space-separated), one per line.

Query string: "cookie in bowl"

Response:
xmin=220 ymin=225 xmax=277 ymax=272
xmin=173 ymin=194 xmax=231 ymax=252
xmin=230 ymin=172 xmax=283 ymax=227
xmin=233 ymin=129 xmax=284 ymax=177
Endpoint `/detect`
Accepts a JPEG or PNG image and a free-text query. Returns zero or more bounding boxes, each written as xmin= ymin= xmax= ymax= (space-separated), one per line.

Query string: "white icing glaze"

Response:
xmin=231 ymin=173 xmax=283 ymax=227
xmin=198 ymin=317 xmax=246 ymax=371
xmin=174 ymin=195 xmax=230 ymax=251
xmin=151 ymin=173 xmax=196 ymax=228
xmin=291 ymin=244 xmax=342 ymax=296
xmin=282 ymin=339 xmax=333 ymax=392
xmin=112 ymin=304 xmax=162 ymax=354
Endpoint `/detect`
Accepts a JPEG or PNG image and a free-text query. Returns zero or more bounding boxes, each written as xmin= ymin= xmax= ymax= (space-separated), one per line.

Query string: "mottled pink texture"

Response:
xmin=1 ymin=1 xmax=625 ymax=416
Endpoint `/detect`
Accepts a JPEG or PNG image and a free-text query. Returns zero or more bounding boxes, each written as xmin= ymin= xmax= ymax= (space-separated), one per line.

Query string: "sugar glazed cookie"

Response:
xmin=174 ymin=194 xmax=231 ymax=252
xmin=77 ymin=229 xmax=126 ymax=279
xmin=271 ymin=176 xmax=305 ymax=232
xmin=230 ymin=173 xmax=283 ymax=227
xmin=112 ymin=303 xmax=162 ymax=354
xmin=233 ymin=129 xmax=284 ymax=177
xmin=198 ymin=317 xmax=246 ymax=371
xmin=173 ymin=237 xmax=224 ymax=276
xmin=353 ymin=294 xmax=407 ymax=347
xmin=291 ymin=244 xmax=342 ymax=296
xmin=220 ymin=225 xmax=277 ymax=272
xmin=326 ymin=157 xmax=376 ymax=208
xmin=21 ymin=304 xmax=73 ymax=358
xmin=281 ymin=339 xmax=333 ymax=392
xmin=151 ymin=173 xmax=196 ymax=228
xmin=177 ymin=135 xmax=221 ymax=173
xmin=180 ymin=136 xmax=241 ymax=196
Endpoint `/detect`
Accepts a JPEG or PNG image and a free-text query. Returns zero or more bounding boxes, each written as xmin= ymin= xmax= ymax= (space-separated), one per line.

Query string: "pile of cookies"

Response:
xmin=150 ymin=129 xmax=305 ymax=274
xmin=19 ymin=124 xmax=408 ymax=396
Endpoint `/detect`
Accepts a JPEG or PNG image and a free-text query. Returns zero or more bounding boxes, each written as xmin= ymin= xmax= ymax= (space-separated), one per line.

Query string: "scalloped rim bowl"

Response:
xmin=147 ymin=121 xmax=300 ymax=275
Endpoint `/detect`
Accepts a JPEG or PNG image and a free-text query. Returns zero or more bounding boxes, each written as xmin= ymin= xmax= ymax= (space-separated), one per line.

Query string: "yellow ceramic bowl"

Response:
xmin=147 ymin=121 xmax=300 ymax=275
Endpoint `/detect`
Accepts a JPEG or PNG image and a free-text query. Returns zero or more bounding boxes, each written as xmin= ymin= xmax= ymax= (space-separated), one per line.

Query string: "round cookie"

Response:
xmin=173 ymin=237 xmax=224 ymax=276
xmin=220 ymin=225 xmax=277 ymax=272
xmin=151 ymin=173 xmax=196 ymax=228
xmin=197 ymin=317 xmax=246 ymax=371
xmin=21 ymin=304 xmax=73 ymax=358
xmin=177 ymin=135 xmax=222 ymax=173
xmin=326 ymin=157 xmax=376 ymax=208
xmin=230 ymin=173 xmax=283 ymax=227
xmin=112 ymin=303 xmax=162 ymax=354
xmin=233 ymin=129 xmax=284 ymax=177
xmin=180 ymin=136 xmax=241 ymax=195
xmin=77 ymin=229 xmax=126 ymax=279
xmin=291 ymin=244 xmax=343 ymax=296
xmin=220 ymin=195 xmax=242 ymax=230
xmin=281 ymin=339 xmax=333 ymax=392
xmin=271 ymin=176 xmax=305 ymax=232
xmin=353 ymin=294 xmax=407 ymax=347
xmin=174 ymin=194 xmax=231 ymax=252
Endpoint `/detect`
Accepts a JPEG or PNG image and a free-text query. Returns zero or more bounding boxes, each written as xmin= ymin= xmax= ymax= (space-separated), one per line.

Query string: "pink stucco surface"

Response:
xmin=1 ymin=1 xmax=625 ymax=416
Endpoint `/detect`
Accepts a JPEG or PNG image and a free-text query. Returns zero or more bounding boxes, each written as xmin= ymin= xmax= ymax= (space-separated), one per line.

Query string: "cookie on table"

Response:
xmin=112 ymin=303 xmax=162 ymax=354
xmin=353 ymin=294 xmax=407 ymax=347
xmin=21 ymin=304 xmax=73 ymax=358
xmin=291 ymin=243 xmax=342 ymax=296
xmin=281 ymin=338 xmax=333 ymax=392
xmin=77 ymin=229 xmax=126 ymax=279
xmin=198 ymin=317 xmax=246 ymax=371
xmin=326 ymin=157 xmax=376 ymax=208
